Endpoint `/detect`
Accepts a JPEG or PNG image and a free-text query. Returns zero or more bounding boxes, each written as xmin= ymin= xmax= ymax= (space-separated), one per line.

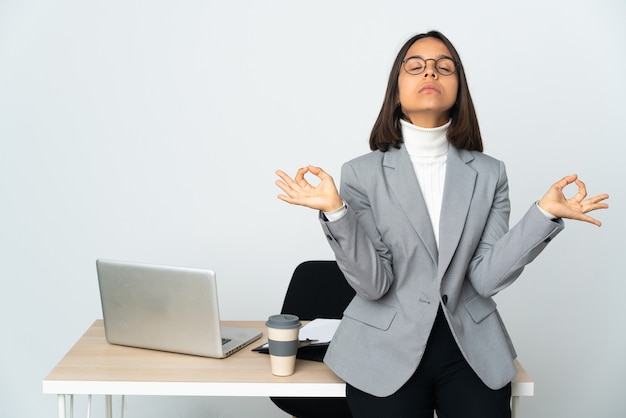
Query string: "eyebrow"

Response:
xmin=406 ymin=54 xmax=454 ymax=60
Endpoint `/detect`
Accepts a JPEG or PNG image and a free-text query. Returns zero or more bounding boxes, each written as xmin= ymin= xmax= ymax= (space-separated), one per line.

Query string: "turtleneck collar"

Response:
xmin=400 ymin=118 xmax=450 ymax=158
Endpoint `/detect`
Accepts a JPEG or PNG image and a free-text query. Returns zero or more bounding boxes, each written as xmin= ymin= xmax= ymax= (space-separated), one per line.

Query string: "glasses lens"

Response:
xmin=436 ymin=58 xmax=456 ymax=76
xmin=404 ymin=57 xmax=425 ymax=75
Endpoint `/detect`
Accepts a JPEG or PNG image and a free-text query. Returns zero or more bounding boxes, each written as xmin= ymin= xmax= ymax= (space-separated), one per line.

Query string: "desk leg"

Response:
xmin=57 ymin=394 xmax=65 ymax=418
xmin=105 ymin=395 xmax=112 ymax=418
xmin=511 ymin=395 xmax=519 ymax=418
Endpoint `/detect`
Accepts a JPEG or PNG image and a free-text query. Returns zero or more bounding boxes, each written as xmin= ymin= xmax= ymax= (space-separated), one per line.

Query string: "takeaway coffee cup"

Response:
xmin=265 ymin=314 xmax=301 ymax=376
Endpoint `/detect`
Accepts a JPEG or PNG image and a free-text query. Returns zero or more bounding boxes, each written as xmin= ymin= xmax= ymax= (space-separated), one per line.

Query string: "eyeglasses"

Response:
xmin=402 ymin=56 xmax=458 ymax=76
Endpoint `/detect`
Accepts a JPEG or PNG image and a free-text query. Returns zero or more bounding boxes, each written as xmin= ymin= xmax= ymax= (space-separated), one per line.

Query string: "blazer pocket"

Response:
xmin=464 ymin=294 xmax=497 ymax=323
xmin=343 ymin=297 xmax=397 ymax=331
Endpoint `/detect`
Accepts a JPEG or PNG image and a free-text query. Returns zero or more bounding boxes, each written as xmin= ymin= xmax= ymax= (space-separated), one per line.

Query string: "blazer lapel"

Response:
xmin=437 ymin=146 xmax=476 ymax=279
xmin=383 ymin=147 xmax=438 ymax=264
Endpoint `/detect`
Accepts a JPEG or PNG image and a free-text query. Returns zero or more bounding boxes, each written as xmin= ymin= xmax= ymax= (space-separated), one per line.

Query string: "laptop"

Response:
xmin=96 ymin=259 xmax=262 ymax=358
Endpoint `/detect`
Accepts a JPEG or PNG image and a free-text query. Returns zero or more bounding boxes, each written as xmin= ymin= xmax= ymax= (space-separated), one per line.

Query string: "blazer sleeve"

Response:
xmin=465 ymin=161 xmax=565 ymax=297
xmin=319 ymin=162 xmax=394 ymax=300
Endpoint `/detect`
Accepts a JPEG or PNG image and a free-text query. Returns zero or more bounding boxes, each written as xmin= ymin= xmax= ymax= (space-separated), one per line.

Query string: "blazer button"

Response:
xmin=544 ymin=237 xmax=552 ymax=243
xmin=326 ymin=234 xmax=333 ymax=241
xmin=442 ymin=295 xmax=448 ymax=305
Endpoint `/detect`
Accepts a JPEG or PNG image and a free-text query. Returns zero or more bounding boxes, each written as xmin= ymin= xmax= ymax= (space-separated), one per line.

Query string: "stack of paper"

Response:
xmin=298 ymin=318 xmax=340 ymax=345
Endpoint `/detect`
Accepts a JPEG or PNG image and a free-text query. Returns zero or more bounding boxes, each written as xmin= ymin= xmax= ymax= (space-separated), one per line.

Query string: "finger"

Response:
xmin=582 ymin=215 xmax=602 ymax=227
xmin=277 ymin=169 xmax=305 ymax=190
xmin=275 ymin=169 xmax=306 ymax=195
xmin=570 ymin=179 xmax=588 ymax=202
xmin=276 ymin=193 xmax=305 ymax=206
xmin=275 ymin=169 xmax=295 ymax=184
xmin=578 ymin=191 xmax=609 ymax=214
xmin=294 ymin=167 xmax=312 ymax=187
xmin=307 ymin=165 xmax=334 ymax=182
xmin=294 ymin=166 xmax=310 ymax=179
xmin=582 ymin=200 xmax=609 ymax=213
xmin=553 ymin=174 xmax=577 ymax=191
xmin=277 ymin=193 xmax=304 ymax=204
xmin=575 ymin=202 xmax=606 ymax=226
xmin=586 ymin=193 xmax=610 ymax=204
xmin=587 ymin=204 xmax=609 ymax=213
xmin=275 ymin=180 xmax=294 ymax=196
xmin=307 ymin=165 xmax=323 ymax=175
xmin=562 ymin=208 xmax=602 ymax=226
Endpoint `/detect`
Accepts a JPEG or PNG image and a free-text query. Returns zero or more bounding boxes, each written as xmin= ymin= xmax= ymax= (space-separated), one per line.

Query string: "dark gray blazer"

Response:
xmin=320 ymin=144 xmax=564 ymax=397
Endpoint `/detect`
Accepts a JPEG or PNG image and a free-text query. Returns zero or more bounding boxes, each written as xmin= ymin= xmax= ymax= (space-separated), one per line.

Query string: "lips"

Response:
xmin=419 ymin=84 xmax=440 ymax=93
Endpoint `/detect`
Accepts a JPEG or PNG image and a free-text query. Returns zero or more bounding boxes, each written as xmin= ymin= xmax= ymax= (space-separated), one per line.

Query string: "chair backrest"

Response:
xmin=280 ymin=260 xmax=356 ymax=321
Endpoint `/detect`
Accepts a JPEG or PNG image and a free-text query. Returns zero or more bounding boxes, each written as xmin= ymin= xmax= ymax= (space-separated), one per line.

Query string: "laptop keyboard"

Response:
xmin=222 ymin=338 xmax=231 ymax=345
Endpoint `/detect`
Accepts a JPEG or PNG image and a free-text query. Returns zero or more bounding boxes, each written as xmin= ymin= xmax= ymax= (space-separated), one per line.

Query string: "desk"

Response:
xmin=43 ymin=320 xmax=534 ymax=418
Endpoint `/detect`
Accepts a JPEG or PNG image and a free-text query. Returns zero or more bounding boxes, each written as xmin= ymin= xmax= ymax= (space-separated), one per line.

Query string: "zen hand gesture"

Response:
xmin=275 ymin=165 xmax=344 ymax=213
xmin=538 ymin=174 xmax=609 ymax=227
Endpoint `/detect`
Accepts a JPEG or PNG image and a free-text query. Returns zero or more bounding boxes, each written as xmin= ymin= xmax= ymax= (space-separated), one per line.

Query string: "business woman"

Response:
xmin=275 ymin=30 xmax=608 ymax=418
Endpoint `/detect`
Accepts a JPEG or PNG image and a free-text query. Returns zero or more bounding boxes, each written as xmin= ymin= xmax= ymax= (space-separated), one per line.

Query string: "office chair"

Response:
xmin=270 ymin=260 xmax=355 ymax=418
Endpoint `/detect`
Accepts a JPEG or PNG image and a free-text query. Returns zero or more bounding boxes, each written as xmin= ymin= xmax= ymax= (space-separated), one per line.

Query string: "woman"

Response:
xmin=275 ymin=30 xmax=608 ymax=418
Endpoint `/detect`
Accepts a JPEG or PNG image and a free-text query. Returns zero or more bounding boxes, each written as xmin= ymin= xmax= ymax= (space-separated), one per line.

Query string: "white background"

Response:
xmin=1 ymin=1 xmax=624 ymax=417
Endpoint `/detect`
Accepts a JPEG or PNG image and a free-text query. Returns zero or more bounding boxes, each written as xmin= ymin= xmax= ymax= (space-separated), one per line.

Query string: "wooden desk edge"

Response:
xmin=43 ymin=320 xmax=534 ymax=398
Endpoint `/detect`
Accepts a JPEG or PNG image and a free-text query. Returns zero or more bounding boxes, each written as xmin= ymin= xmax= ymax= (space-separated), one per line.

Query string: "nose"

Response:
xmin=422 ymin=60 xmax=438 ymax=78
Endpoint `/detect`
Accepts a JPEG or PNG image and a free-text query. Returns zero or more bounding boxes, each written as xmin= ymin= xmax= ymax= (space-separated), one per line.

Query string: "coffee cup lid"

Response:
xmin=266 ymin=314 xmax=301 ymax=329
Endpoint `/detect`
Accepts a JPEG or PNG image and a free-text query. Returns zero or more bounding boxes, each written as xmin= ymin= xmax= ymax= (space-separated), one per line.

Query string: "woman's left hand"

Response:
xmin=537 ymin=174 xmax=609 ymax=226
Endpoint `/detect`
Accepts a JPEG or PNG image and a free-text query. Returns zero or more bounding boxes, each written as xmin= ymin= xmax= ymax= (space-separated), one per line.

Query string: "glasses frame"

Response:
xmin=402 ymin=56 xmax=459 ymax=76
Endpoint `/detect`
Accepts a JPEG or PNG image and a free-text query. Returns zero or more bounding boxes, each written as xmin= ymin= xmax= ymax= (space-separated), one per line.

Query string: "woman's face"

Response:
xmin=397 ymin=37 xmax=459 ymax=128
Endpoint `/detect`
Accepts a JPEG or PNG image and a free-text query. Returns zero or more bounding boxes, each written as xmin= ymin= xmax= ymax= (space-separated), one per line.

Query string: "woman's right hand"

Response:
xmin=275 ymin=165 xmax=344 ymax=212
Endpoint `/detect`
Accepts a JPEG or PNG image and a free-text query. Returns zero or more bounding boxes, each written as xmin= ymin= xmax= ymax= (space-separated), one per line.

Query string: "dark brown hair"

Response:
xmin=369 ymin=31 xmax=483 ymax=152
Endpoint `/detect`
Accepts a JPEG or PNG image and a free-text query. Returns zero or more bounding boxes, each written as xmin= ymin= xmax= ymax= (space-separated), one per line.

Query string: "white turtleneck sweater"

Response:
xmin=400 ymin=119 xmax=450 ymax=247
